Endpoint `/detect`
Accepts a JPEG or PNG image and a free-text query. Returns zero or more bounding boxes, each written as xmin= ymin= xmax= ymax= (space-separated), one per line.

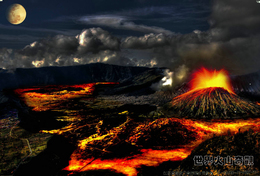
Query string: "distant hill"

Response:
xmin=0 ymin=63 xmax=165 ymax=90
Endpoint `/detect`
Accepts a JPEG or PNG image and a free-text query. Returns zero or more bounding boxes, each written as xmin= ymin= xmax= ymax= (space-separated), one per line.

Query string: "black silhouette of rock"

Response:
xmin=13 ymin=135 xmax=76 ymax=176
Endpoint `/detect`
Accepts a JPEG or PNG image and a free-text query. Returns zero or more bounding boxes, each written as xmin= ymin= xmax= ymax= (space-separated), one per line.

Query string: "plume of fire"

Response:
xmin=190 ymin=67 xmax=234 ymax=94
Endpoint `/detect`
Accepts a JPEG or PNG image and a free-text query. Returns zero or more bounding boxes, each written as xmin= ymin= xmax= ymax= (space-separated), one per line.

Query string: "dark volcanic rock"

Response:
xmin=13 ymin=135 xmax=76 ymax=176
xmin=18 ymin=110 xmax=69 ymax=132
xmin=127 ymin=118 xmax=198 ymax=149
xmin=117 ymin=104 xmax=157 ymax=115
xmin=231 ymin=70 xmax=260 ymax=101
xmin=105 ymin=69 xmax=164 ymax=95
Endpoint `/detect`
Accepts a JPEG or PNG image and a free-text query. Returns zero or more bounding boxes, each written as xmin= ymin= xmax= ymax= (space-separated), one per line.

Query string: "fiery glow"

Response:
xmin=65 ymin=148 xmax=192 ymax=176
xmin=32 ymin=59 xmax=45 ymax=67
xmin=64 ymin=117 xmax=260 ymax=176
xmin=14 ymin=82 xmax=118 ymax=111
xmin=191 ymin=67 xmax=234 ymax=94
xmin=14 ymin=82 xmax=260 ymax=176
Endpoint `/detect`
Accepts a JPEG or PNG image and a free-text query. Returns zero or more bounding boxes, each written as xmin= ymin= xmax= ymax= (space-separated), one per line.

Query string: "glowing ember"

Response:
xmin=191 ymin=67 xmax=234 ymax=94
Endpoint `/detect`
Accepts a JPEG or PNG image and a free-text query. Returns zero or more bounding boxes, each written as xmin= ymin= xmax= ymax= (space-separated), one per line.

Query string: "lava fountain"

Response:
xmin=190 ymin=67 xmax=234 ymax=94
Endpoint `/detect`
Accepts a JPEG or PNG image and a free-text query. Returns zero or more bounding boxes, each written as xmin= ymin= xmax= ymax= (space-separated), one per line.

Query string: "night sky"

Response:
xmin=0 ymin=0 xmax=260 ymax=78
xmin=0 ymin=0 xmax=211 ymax=48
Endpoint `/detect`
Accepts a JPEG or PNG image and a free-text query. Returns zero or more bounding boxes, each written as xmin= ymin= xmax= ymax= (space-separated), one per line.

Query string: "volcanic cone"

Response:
xmin=167 ymin=87 xmax=260 ymax=119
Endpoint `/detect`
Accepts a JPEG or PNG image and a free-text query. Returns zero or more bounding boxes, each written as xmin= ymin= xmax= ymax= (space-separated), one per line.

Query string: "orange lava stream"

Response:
xmin=171 ymin=118 xmax=260 ymax=140
xmin=14 ymin=82 xmax=117 ymax=111
xmin=190 ymin=67 xmax=234 ymax=94
xmin=65 ymin=148 xmax=192 ymax=176
xmin=64 ymin=117 xmax=260 ymax=176
xmin=13 ymin=82 xmax=260 ymax=176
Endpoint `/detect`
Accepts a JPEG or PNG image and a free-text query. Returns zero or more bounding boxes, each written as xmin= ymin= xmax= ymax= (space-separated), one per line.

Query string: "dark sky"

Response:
xmin=0 ymin=0 xmax=260 ymax=78
xmin=0 ymin=0 xmax=212 ymax=48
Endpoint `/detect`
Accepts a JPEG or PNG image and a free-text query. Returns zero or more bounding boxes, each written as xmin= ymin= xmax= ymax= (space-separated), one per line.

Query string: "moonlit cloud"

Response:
xmin=76 ymin=27 xmax=120 ymax=54
xmin=78 ymin=15 xmax=174 ymax=35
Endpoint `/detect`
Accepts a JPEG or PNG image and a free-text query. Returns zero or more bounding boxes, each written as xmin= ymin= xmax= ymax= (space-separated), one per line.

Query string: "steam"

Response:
xmin=150 ymin=69 xmax=173 ymax=91
xmin=162 ymin=70 xmax=173 ymax=86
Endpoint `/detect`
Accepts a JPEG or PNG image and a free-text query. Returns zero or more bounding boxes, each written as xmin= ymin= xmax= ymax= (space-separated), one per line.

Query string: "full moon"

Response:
xmin=7 ymin=4 xmax=27 ymax=25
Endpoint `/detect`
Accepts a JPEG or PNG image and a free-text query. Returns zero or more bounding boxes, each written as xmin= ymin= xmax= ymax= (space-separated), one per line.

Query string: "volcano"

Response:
xmin=166 ymin=68 xmax=260 ymax=119
xmin=168 ymin=87 xmax=260 ymax=119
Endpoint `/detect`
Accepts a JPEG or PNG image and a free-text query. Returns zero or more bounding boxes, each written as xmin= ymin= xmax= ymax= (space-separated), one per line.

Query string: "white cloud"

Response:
xmin=78 ymin=15 xmax=174 ymax=35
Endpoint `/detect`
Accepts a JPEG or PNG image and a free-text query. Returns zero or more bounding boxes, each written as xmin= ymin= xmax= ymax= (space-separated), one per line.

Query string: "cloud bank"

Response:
xmin=78 ymin=15 xmax=174 ymax=35
xmin=0 ymin=0 xmax=260 ymax=87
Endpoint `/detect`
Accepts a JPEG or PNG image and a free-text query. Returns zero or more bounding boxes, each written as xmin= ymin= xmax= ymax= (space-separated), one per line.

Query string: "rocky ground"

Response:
xmin=0 ymin=115 xmax=52 ymax=175
xmin=1 ymin=81 xmax=260 ymax=176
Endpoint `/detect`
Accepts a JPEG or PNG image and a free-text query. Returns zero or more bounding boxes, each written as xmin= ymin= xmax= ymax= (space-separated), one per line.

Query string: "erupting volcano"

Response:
xmin=168 ymin=68 xmax=260 ymax=119
xmin=190 ymin=68 xmax=234 ymax=94
xmin=3 ymin=65 xmax=260 ymax=176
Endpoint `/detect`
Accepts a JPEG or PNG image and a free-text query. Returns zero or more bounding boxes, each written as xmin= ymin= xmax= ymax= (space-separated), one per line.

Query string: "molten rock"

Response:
xmin=175 ymin=129 xmax=260 ymax=175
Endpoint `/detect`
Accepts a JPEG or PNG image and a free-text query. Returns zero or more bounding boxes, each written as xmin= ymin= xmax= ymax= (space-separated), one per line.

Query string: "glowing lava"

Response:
xmin=65 ymin=148 xmax=192 ymax=176
xmin=14 ymin=82 xmax=118 ymax=111
xmin=64 ymin=117 xmax=260 ymax=176
xmin=13 ymin=81 xmax=260 ymax=176
xmin=191 ymin=67 xmax=234 ymax=94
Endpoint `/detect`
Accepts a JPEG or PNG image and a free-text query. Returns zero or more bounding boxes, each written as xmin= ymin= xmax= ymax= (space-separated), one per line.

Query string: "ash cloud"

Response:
xmin=122 ymin=0 xmax=260 ymax=75
xmin=210 ymin=0 xmax=260 ymax=41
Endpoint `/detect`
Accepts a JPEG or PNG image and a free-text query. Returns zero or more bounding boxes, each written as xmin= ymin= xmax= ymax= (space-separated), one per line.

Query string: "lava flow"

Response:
xmin=12 ymin=75 xmax=260 ymax=176
xmin=64 ymin=117 xmax=260 ymax=176
xmin=14 ymin=82 xmax=117 ymax=111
